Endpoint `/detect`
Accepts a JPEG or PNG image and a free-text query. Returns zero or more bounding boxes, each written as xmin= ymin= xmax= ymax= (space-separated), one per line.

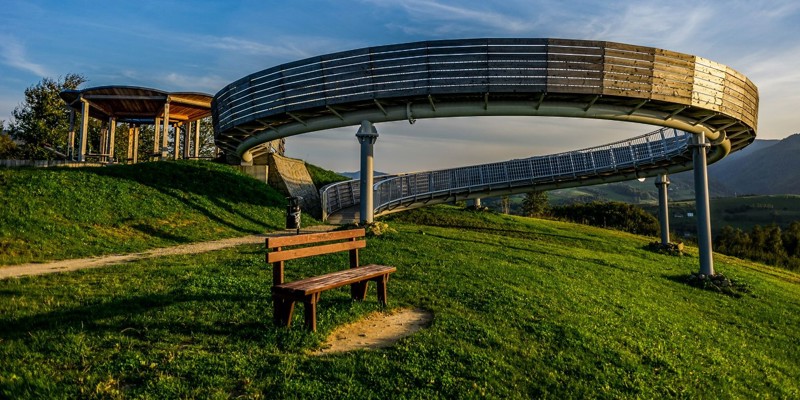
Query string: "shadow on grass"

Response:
xmin=0 ymin=287 xmax=367 ymax=351
xmin=80 ymin=161 xmax=290 ymax=232
xmin=131 ymin=223 xmax=193 ymax=243
xmin=663 ymin=274 xmax=753 ymax=298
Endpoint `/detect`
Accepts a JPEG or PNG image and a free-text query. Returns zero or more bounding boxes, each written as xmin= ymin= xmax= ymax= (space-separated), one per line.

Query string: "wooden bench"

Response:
xmin=266 ymin=228 xmax=396 ymax=332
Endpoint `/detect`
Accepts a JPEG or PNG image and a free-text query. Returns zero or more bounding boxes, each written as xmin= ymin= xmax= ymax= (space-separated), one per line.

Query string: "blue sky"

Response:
xmin=1 ymin=0 xmax=798 ymax=172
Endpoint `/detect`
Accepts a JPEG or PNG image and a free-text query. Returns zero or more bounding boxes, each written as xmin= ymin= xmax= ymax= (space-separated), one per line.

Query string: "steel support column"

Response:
xmin=356 ymin=120 xmax=378 ymax=223
xmin=692 ymin=133 xmax=714 ymax=275
xmin=655 ymin=174 xmax=670 ymax=245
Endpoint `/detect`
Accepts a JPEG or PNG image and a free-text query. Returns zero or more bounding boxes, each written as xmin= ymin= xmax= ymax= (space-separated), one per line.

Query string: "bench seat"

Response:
xmin=272 ymin=264 xmax=396 ymax=298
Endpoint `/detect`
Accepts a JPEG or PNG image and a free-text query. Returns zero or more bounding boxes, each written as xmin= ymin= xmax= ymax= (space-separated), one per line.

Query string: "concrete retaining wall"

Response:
xmin=267 ymin=154 xmax=320 ymax=217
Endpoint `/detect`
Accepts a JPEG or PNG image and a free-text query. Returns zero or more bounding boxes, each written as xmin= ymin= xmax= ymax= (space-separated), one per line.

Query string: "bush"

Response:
xmin=550 ymin=201 xmax=659 ymax=236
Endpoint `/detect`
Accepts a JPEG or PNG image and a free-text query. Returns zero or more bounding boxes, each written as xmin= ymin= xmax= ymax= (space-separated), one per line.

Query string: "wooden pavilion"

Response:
xmin=60 ymin=86 xmax=212 ymax=163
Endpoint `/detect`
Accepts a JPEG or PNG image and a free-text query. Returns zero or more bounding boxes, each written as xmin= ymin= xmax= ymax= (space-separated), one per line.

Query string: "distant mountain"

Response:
xmin=713 ymin=134 xmax=800 ymax=195
xmin=338 ymin=171 xmax=389 ymax=180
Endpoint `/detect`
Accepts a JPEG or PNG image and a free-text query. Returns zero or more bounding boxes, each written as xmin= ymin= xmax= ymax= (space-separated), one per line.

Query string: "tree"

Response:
xmin=522 ymin=191 xmax=549 ymax=217
xmin=0 ymin=120 xmax=18 ymax=158
xmin=9 ymin=74 xmax=86 ymax=159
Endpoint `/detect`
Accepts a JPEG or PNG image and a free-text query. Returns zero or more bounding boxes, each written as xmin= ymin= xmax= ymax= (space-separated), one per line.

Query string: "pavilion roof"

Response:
xmin=60 ymin=86 xmax=212 ymax=124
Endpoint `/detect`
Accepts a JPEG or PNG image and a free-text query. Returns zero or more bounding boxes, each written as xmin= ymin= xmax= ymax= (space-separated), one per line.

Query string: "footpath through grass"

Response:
xmin=0 ymin=161 xmax=309 ymax=265
xmin=1 ymin=206 xmax=798 ymax=398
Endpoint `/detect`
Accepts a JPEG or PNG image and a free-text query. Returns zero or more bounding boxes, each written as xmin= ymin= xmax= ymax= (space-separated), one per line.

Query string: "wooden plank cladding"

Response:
xmin=213 ymin=37 xmax=759 ymax=157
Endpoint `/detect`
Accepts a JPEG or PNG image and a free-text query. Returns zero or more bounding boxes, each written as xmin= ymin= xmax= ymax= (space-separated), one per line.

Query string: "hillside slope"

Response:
xmin=0 ymin=161 xmax=304 ymax=265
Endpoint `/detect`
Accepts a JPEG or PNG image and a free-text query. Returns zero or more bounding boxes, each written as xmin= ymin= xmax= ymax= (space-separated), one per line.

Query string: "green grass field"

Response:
xmin=2 ymin=201 xmax=799 ymax=398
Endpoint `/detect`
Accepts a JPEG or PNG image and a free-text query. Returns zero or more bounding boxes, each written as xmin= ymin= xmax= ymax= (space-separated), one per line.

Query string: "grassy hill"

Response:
xmin=1 ymin=196 xmax=798 ymax=397
xmin=0 ymin=161 xmax=310 ymax=265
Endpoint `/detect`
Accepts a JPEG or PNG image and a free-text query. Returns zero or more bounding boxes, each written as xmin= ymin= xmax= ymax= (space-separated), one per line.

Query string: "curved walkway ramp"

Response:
xmin=213 ymin=38 xmax=757 ymax=163
xmin=322 ymin=127 xmax=693 ymax=221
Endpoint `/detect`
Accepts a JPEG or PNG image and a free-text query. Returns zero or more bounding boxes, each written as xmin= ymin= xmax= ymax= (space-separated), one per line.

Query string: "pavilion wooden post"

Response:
xmin=183 ymin=121 xmax=191 ymax=159
xmin=99 ymin=121 xmax=108 ymax=162
xmin=153 ymin=117 xmax=161 ymax=161
xmin=161 ymin=101 xmax=170 ymax=160
xmin=174 ymin=122 xmax=182 ymax=160
xmin=126 ymin=126 xmax=133 ymax=161
xmin=79 ymin=97 xmax=90 ymax=162
xmin=133 ymin=125 xmax=140 ymax=163
xmin=67 ymin=109 xmax=76 ymax=161
xmin=194 ymin=120 xmax=201 ymax=158
xmin=108 ymin=117 xmax=117 ymax=163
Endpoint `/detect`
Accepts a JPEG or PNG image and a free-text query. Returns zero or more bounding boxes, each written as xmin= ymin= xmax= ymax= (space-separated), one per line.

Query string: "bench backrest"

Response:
xmin=266 ymin=228 xmax=366 ymax=285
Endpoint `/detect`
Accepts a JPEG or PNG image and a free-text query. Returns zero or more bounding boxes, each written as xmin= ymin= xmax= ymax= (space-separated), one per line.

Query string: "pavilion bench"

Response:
xmin=266 ymin=228 xmax=396 ymax=332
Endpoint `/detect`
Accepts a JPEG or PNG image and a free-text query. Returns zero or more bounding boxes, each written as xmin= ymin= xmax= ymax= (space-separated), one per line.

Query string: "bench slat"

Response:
xmin=273 ymin=264 xmax=396 ymax=296
xmin=268 ymin=240 xmax=366 ymax=263
xmin=267 ymin=228 xmax=366 ymax=248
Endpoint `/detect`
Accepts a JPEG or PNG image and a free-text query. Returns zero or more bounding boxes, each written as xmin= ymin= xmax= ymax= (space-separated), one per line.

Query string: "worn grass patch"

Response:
xmin=1 ymin=206 xmax=798 ymax=398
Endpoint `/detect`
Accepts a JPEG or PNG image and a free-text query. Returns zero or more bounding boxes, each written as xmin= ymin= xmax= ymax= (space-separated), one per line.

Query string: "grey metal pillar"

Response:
xmin=356 ymin=120 xmax=379 ymax=224
xmin=655 ymin=174 xmax=670 ymax=245
xmin=692 ymin=133 xmax=714 ymax=275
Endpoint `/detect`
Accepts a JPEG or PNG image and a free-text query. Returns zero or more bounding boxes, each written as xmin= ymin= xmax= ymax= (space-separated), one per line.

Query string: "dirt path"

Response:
xmin=0 ymin=226 xmax=335 ymax=279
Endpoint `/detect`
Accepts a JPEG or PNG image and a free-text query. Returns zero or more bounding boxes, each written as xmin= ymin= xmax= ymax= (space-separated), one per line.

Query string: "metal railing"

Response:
xmin=321 ymin=127 xmax=690 ymax=220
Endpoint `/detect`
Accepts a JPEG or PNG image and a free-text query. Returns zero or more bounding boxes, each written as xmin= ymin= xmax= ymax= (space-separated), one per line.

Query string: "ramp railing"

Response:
xmin=321 ymin=127 xmax=690 ymax=220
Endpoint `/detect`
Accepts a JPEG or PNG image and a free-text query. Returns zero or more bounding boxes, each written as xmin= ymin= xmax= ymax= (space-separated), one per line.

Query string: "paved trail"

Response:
xmin=0 ymin=226 xmax=335 ymax=279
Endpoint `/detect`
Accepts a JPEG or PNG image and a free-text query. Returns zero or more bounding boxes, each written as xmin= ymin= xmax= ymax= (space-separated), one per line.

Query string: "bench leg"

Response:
xmin=303 ymin=294 xmax=319 ymax=332
xmin=273 ymin=296 xmax=295 ymax=327
xmin=376 ymin=275 xmax=388 ymax=306
xmin=351 ymin=281 xmax=369 ymax=301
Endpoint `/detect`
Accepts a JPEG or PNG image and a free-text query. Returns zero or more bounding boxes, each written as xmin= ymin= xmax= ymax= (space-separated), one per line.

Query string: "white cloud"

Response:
xmin=0 ymin=35 xmax=50 ymax=77
xmin=188 ymin=35 xmax=313 ymax=59
xmin=364 ymin=0 xmax=542 ymax=36
xmin=160 ymin=72 xmax=230 ymax=93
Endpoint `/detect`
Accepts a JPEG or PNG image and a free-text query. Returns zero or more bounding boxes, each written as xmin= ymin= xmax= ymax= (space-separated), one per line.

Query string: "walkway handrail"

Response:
xmin=321 ymin=127 xmax=690 ymax=220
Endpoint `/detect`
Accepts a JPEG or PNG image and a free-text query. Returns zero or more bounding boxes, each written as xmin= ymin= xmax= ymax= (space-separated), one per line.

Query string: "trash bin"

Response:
xmin=286 ymin=196 xmax=302 ymax=233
